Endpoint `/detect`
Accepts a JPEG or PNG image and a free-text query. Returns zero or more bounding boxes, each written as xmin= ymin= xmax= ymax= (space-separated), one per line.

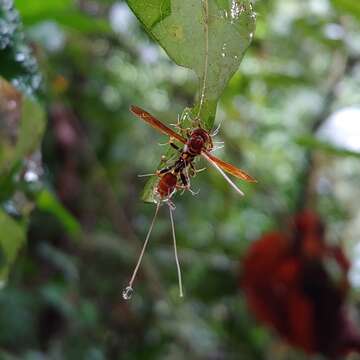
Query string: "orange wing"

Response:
xmin=130 ymin=105 xmax=186 ymax=144
xmin=203 ymin=150 xmax=257 ymax=183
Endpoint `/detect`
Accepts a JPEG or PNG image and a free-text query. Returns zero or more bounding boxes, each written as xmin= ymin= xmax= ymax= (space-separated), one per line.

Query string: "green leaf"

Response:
xmin=331 ymin=0 xmax=360 ymax=20
xmin=0 ymin=78 xmax=22 ymax=175
xmin=125 ymin=0 xmax=171 ymax=29
xmin=15 ymin=97 xmax=46 ymax=160
xmin=127 ymin=0 xmax=256 ymax=129
xmin=36 ymin=190 xmax=81 ymax=236
xmin=0 ymin=79 xmax=46 ymax=166
xmin=0 ymin=210 xmax=26 ymax=284
xmin=0 ymin=77 xmax=46 ymax=174
xmin=14 ymin=0 xmax=73 ymax=16
xmin=0 ymin=78 xmax=45 ymax=205
xmin=15 ymin=0 xmax=111 ymax=34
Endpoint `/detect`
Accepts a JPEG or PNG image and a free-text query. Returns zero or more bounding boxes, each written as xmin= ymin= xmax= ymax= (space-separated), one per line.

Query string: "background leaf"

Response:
xmin=0 ymin=210 xmax=25 ymax=284
xmin=15 ymin=97 xmax=46 ymax=160
xmin=0 ymin=55 xmax=45 ymax=283
xmin=0 ymin=78 xmax=22 ymax=175
xmin=15 ymin=0 xmax=111 ymax=34
xmin=36 ymin=190 xmax=81 ymax=236
xmin=332 ymin=0 xmax=360 ymax=20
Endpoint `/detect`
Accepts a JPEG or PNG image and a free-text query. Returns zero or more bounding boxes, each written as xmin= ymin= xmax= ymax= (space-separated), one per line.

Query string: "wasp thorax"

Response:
xmin=188 ymin=128 xmax=212 ymax=154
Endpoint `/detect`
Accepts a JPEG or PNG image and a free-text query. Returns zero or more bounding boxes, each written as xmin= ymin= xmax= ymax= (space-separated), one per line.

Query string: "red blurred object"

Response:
xmin=242 ymin=211 xmax=360 ymax=357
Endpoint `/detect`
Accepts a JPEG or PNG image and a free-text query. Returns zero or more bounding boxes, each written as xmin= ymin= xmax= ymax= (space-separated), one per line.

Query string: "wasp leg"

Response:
xmin=159 ymin=135 xmax=183 ymax=149
xmin=170 ymin=142 xmax=181 ymax=151
xmin=186 ymin=166 xmax=200 ymax=195
xmin=159 ymin=164 xmax=176 ymax=175
xmin=180 ymin=171 xmax=188 ymax=187
xmin=188 ymin=162 xmax=206 ymax=177
xmin=176 ymin=169 xmax=200 ymax=196
xmin=170 ymin=114 xmax=192 ymax=138
xmin=175 ymin=170 xmax=189 ymax=195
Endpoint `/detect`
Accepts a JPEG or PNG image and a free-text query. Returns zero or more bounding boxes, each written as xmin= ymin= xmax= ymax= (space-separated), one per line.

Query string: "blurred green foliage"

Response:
xmin=0 ymin=0 xmax=360 ymax=359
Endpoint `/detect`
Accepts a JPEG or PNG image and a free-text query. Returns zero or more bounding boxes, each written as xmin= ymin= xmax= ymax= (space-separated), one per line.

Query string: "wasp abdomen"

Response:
xmin=157 ymin=173 xmax=177 ymax=198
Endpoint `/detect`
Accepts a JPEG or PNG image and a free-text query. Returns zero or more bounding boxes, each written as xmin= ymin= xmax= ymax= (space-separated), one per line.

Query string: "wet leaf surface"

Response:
xmin=127 ymin=0 xmax=256 ymax=129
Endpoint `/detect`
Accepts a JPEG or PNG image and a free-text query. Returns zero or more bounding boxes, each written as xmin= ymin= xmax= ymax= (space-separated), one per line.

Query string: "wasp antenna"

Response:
xmin=122 ymin=202 xmax=161 ymax=300
xmin=211 ymin=121 xmax=223 ymax=137
xmin=211 ymin=145 xmax=225 ymax=152
xmin=168 ymin=204 xmax=184 ymax=298
xmin=137 ymin=173 xmax=156 ymax=177
xmin=202 ymin=153 xmax=245 ymax=196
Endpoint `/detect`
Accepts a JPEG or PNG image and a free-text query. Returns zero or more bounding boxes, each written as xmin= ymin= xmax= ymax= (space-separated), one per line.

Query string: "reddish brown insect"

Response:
xmin=130 ymin=105 xmax=256 ymax=197
xmin=122 ymin=106 xmax=256 ymax=300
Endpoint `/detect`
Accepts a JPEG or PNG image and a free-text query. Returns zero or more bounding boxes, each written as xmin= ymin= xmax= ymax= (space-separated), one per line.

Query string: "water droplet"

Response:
xmin=122 ymin=286 xmax=133 ymax=300
xmin=24 ymin=170 xmax=39 ymax=182
xmin=221 ymin=43 xmax=227 ymax=58
xmin=15 ymin=52 xmax=25 ymax=62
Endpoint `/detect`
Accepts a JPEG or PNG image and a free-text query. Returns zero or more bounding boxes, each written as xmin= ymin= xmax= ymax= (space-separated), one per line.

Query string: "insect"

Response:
xmin=122 ymin=106 xmax=256 ymax=300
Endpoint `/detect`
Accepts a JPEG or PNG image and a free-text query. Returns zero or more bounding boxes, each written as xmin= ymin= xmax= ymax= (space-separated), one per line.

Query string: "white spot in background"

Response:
xmin=109 ymin=2 xmax=136 ymax=34
xmin=28 ymin=21 xmax=65 ymax=53
xmin=24 ymin=153 xmax=43 ymax=183
xmin=324 ymin=23 xmax=345 ymax=40
xmin=139 ymin=44 xmax=159 ymax=64
xmin=349 ymin=242 xmax=360 ymax=289
xmin=271 ymin=1 xmax=300 ymax=35
xmin=24 ymin=170 xmax=39 ymax=182
xmin=309 ymin=0 xmax=331 ymax=15
xmin=317 ymin=107 xmax=360 ymax=152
